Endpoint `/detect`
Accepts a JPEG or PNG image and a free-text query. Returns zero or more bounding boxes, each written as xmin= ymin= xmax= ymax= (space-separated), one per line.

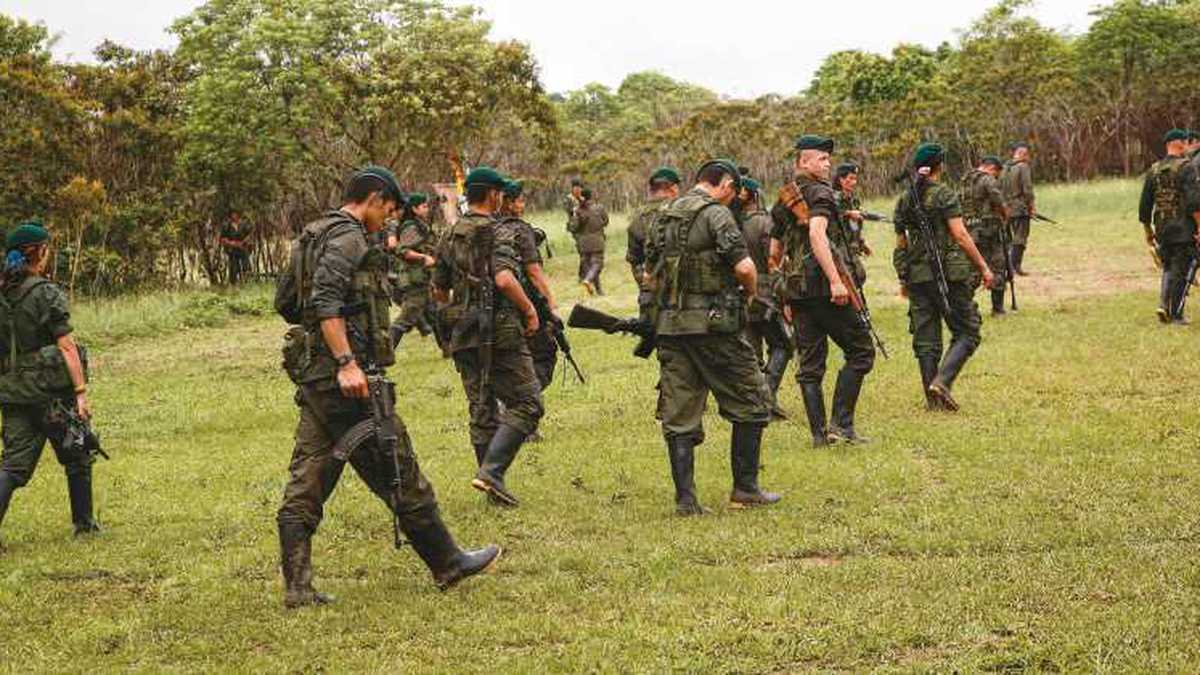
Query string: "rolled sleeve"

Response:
xmin=310 ymin=228 xmax=367 ymax=319
xmin=41 ymin=285 xmax=73 ymax=338
xmin=707 ymin=207 xmax=749 ymax=268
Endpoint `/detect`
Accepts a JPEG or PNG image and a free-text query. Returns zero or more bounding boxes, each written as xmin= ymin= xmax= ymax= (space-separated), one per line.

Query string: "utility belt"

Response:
xmin=0 ymin=344 xmax=87 ymax=406
xmin=655 ymin=290 xmax=744 ymax=336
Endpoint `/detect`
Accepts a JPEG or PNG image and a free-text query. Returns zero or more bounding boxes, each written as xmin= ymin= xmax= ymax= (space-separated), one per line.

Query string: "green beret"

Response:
xmin=1164 ymin=128 xmax=1189 ymax=144
xmin=581 ymin=188 xmax=593 ymax=200
xmin=356 ymin=165 xmax=403 ymax=203
xmin=466 ymin=167 xmax=507 ymax=189
xmin=503 ymin=180 xmax=524 ymax=199
xmin=912 ymin=143 xmax=945 ymax=168
xmin=981 ymin=155 xmax=1003 ymax=168
xmin=1010 ymin=141 xmax=1030 ymax=152
xmin=835 ymin=162 xmax=860 ymax=176
xmin=1188 ymin=130 xmax=1199 ymax=141
xmin=649 ymin=167 xmax=681 ymax=185
xmin=696 ymin=159 xmax=743 ymax=190
xmin=742 ymin=178 xmax=761 ymax=193
xmin=570 ymin=177 xmax=583 ymax=187
xmin=406 ymin=192 xmax=428 ymax=207
xmin=794 ymin=135 xmax=835 ymax=153
xmin=6 ymin=221 xmax=49 ymax=251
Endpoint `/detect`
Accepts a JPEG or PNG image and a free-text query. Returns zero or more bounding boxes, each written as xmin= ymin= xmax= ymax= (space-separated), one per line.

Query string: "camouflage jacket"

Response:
xmin=892 ymin=179 xmax=974 ymax=285
xmin=569 ymin=203 xmax=609 ymax=254
xmin=1000 ymin=160 xmax=1035 ymax=217
xmin=627 ymin=196 xmax=667 ymax=287
xmin=961 ymin=170 xmax=1006 ymax=231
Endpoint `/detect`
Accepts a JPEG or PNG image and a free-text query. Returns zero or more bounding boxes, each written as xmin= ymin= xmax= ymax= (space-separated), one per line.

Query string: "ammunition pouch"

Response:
xmin=0 ymin=344 xmax=84 ymax=406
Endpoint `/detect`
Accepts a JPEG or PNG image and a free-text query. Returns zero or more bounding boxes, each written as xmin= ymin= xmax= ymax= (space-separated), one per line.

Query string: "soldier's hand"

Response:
xmin=338 ymin=361 xmax=369 ymax=399
xmin=523 ymin=308 xmax=540 ymax=337
xmin=846 ymin=210 xmax=864 ymax=223
xmin=423 ymin=254 xmax=436 ymax=268
xmin=76 ymin=393 xmax=92 ymax=421
xmin=783 ymin=303 xmax=794 ymax=325
xmin=830 ymin=280 xmax=850 ymax=306
xmin=899 ymin=284 xmax=909 ymax=299
xmin=982 ymin=268 xmax=996 ymax=290
xmin=862 ymin=244 xmax=873 ymax=257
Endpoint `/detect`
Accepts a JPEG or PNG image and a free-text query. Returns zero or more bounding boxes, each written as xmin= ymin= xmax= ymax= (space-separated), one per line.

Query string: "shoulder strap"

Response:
xmin=1 ymin=276 xmax=50 ymax=367
xmin=297 ymin=213 xmax=359 ymax=314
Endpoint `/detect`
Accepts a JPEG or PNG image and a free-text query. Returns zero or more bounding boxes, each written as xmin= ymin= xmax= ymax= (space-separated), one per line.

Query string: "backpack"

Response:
xmin=1151 ymin=157 xmax=1189 ymax=226
xmin=274 ymin=212 xmax=360 ymax=325
xmin=0 ymin=276 xmax=50 ymax=370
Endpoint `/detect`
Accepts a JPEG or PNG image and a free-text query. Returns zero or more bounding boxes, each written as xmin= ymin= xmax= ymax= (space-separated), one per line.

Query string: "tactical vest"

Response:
xmin=0 ymin=276 xmax=85 ymax=405
xmin=776 ymin=182 xmax=851 ymax=299
xmin=648 ymin=194 xmax=741 ymax=335
xmin=1151 ymin=157 xmax=1188 ymax=227
xmin=394 ymin=218 xmax=435 ymax=289
xmin=0 ymin=276 xmax=50 ymax=372
xmin=960 ymin=172 xmax=983 ymax=222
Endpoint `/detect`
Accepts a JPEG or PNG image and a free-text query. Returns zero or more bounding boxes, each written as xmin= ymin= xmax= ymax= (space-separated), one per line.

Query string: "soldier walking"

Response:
xmin=387 ymin=193 xmax=438 ymax=348
xmin=1140 ymin=129 xmax=1196 ymax=325
xmin=739 ymin=177 xmax=792 ymax=420
xmin=500 ymin=179 xmax=560 ymax=393
xmin=569 ymin=189 xmax=609 ymax=295
xmin=1000 ymin=142 xmax=1036 ymax=275
xmin=628 ymin=168 xmax=681 ymax=325
xmin=962 ymin=156 xmax=1012 ymax=316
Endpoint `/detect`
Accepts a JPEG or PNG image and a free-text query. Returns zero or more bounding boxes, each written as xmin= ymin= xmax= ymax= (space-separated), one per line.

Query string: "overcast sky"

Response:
xmin=1 ymin=0 xmax=1103 ymax=97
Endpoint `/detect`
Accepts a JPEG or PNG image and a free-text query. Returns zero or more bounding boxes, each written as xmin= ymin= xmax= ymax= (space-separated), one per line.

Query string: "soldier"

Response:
xmin=219 ymin=211 xmax=253 ymax=284
xmin=739 ymin=177 xmax=792 ymax=420
xmin=431 ymin=167 xmax=543 ymax=506
xmin=961 ymin=156 xmax=1012 ymax=316
xmin=1000 ymin=142 xmax=1036 ymax=276
xmin=769 ymin=136 xmax=874 ymax=447
xmin=893 ymin=144 xmax=995 ymax=412
xmin=628 ymin=167 xmax=681 ymax=323
xmin=569 ymin=188 xmax=610 ymax=296
xmin=1187 ymin=130 xmax=1200 ymax=158
xmin=386 ymin=193 xmax=438 ymax=348
xmin=0 ymin=222 xmax=99 ymax=545
xmin=500 ymin=179 xmax=560 ymax=393
xmin=832 ymin=163 xmax=872 ymax=288
xmin=1139 ymin=129 xmax=1196 ymax=325
xmin=274 ymin=166 xmax=499 ymax=608
xmin=646 ymin=159 xmax=779 ymax=515
xmin=562 ymin=178 xmax=583 ymax=224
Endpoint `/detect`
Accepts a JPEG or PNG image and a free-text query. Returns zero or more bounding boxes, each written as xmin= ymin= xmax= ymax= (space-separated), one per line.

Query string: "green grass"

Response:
xmin=2 ymin=178 xmax=1198 ymax=672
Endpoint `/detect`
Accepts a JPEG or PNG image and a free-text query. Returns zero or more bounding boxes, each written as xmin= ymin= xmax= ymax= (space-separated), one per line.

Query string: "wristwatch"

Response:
xmin=334 ymin=353 xmax=356 ymax=368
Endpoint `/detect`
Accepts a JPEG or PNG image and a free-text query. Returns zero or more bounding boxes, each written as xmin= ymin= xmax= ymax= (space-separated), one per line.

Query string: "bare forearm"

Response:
xmin=320 ymin=318 xmax=353 ymax=358
xmin=55 ymin=335 xmax=86 ymax=391
xmin=768 ymin=238 xmax=784 ymax=272
xmin=734 ymin=258 xmax=757 ymax=299
xmin=809 ymin=217 xmax=840 ymax=284
xmin=496 ymin=270 xmax=534 ymax=316
xmin=527 ymin=264 xmax=556 ymax=310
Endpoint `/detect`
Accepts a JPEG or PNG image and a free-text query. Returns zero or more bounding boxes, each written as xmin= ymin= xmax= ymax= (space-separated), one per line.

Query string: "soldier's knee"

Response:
xmin=852 ymin=347 xmax=876 ymax=375
xmin=1 ymin=467 xmax=32 ymax=487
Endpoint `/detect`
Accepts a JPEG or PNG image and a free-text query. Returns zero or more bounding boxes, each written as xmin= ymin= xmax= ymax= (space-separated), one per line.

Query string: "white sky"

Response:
xmin=1 ymin=0 xmax=1103 ymax=97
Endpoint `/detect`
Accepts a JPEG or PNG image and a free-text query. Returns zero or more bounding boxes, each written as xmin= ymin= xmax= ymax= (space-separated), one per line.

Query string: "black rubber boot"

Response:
xmin=990 ymin=288 xmax=1007 ymax=315
xmin=828 ymin=369 xmax=869 ymax=445
xmin=799 ymin=382 xmax=830 ymax=447
xmin=279 ymin=522 xmax=334 ymax=609
xmin=66 ymin=468 xmax=101 ymax=536
xmin=728 ymin=422 xmax=782 ymax=508
xmin=930 ymin=341 xmax=975 ymax=412
xmin=1012 ymin=244 xmax=1028 ymax=276
xmin=919 ymin=356 xmax=942 ymax=411
xmin=0 ymin=471 xmax=16 ymax=543
xmin=471 ymin=425 xmax=525 ymax=506
xmin=667 ymin=436 xmax=703 ymax=516
xmin=405 ymin=506 xmax=502 ymax=590
xmin=390 ymin=323 xmax=409 ymax=349
xmin=764 ymin=348 xmax=791 ymax=419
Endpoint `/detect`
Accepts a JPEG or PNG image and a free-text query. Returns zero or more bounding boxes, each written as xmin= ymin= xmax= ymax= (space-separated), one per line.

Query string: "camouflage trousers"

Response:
xmin=1159 ymin=241 xmax=1197 ymax=319
xmin=1009 ymin=216 xmax=1031 ymax=247
xmin=969 ymin=221 xmax=1010 ymax=288
xmin=276 ymin=384 xmax=437 ymax=534
xmin=527 ymin=328 xmax=559 ymax=391
xmin=744 ymin=318 xmax=794 ymax=399
xmin=452 ymin=345 xmax=544 ymax=446
xmin=656 ymin=333 xmax=771 ymax=443
xmin=906 ymin=281 xmax=983 ymax=361
xmin=578 ymin=253 xmax=604 ymax=287
xmin=390 ymin=285 xmax=435 ymax=336
xmin=1 ymin=401 xmax=91 ymax=487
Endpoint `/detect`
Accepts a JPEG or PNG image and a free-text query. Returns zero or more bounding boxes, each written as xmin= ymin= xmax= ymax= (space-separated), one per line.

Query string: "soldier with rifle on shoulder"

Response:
xmin=893 ymin=144 xmax=994 ymax=413
xmin=962 ymin=155 xmax=1014 ymax=316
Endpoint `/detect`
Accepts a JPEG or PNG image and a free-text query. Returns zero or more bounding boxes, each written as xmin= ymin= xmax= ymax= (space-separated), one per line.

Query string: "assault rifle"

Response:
xmin=524 ymin=281 xmax=585 ymax=384
xmin=862 ymin=211 xmax=892 ymax=224
xmin=568 ymin=305 xmax=657 ymax=359
xmin=1176 ymin=245 xmax=1200 ymax=317
xmin=478 ymin=223 xmax=497 ymax=398
xmin=902 ymin=171 xmax=952 ymax=314
xmin=1032 ymin=213 xmax=1060 ymax=225
xmin=998 ymin=220 xmax=1019 ymax=311
xmin=49 ymin=400 xmax=108 ymax=463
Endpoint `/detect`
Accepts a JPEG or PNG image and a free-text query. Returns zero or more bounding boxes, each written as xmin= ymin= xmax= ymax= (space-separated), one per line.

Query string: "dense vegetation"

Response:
xmin=2 ymin=0 xmax=1198 ymax=293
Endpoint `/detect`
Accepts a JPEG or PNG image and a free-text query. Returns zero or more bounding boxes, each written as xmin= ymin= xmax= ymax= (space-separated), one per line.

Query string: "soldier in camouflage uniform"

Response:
xmin=738 ymin=177 xmax=792 ymax=420
xmin=432 ymin=167 xmax=543 ymax=506
xmin=893 ymin=144 xmax=995 ymax=412
xmin=1139 ymin=129 xmax=1197 ymax=325
xmin=832 ymin=164 xmax=872 ymax=288
xmin=646 ymin=159 xmax=779 ymax=515
xmin=628 ymin=167 xmax=681 ymax=324
xmin=500 ymin=179 xmax=560 ymax=392
xmin=386 ymin=193 xmax=438 ymax=348
xmin=219 ymin=211 xmax=253 ymax=285
xmin=961 ymin=156 xmax=1012 ymax=316
xmin=562 ymin=178 xmax=583 ymax=224
xmin=569 ymin=189 xmax=609 ymax=296
xmin=1000 ymin=142 xmax=1036 ymax=275
xmin=770 ymin=136 xmax=875 ymax=447
xmin=274 ymin=167 xmax=499 ymax=608
xmin=0 ymin=223 xmax=99 ymax=545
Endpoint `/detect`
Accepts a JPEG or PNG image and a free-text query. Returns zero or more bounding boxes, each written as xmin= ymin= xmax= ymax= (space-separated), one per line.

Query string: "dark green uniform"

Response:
xmin=0 ymin=274 xmax=98 ymax=537
xmin=505 ymin=214 xmax=558 ymax=390
xmin=771 ymin=177 xmax=875 ymax=445
xmin=432 ymin=211 xmax=543 ymax=473
xmin=627 ymin=197 xmax=666 ymax=319
xmin=221 ymin=218 xmax=253 ymax=284
xmin=276 ymin=209 xmax=493 ymax=606
xmin=646 ymin=186 xmax=775 ymax=514
xmin=1140 ymin=154 xmax=1195 ymax=322
xmin=1000 ymin=159 xmax=1034 ymax=272
xmin=893 ymin=178 xmax=983 ymax=408
xmin=569 ymin=201 xmax=609 ymax=294
xmin=835 ymin=190 xmax=868 ymax=286
xmin=739 ymin=206 xmax=792 ymax=414
xmin=388 ymin=217 xmax=438 ymax=346
xmin=961 ymin=169 xmax=1010 ymax=314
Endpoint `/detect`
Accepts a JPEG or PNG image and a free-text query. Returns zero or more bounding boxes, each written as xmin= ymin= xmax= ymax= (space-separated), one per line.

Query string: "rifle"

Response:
xmin=1032 ymin=214 xmax=1059 ymax=225
xmin=751 ymin=295 xmax=793 ymax=344
xmin=524 ymin=280 xmax=585 ymax=384
xmin=998 ymin=219 xmax=1019 ymax=311
xmin=862 ymin=211 xmax=893 ymax=224
xmin=478 ymin=223 xmax=497 ymax=398
xmin=48 ymin=400 xmax=108 ymax=463
xmin=568 ymin=305 xmax=657 ymax=359
xmin=1175 ymin=246 xmax=1200 ymax=318
xmin=829 ymin=230 xmax=889 ymax=359
xmin=902 ymin=171 xmax=952 ymax=314
xmin=532 ymin=227 xmax=554 ymax=259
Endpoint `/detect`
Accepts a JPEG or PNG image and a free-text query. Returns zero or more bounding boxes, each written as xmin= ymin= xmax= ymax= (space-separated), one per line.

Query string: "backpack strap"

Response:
xmin=665 ymin=199 xmax=721 ymax=307
xmin=298 ymin=213 xmax=360 ymax=318
xmin=1 ymin=276 xmax=51 ymax=368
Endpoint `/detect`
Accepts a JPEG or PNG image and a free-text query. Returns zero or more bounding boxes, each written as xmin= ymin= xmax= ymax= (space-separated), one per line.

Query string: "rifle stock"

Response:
xmin=568 ymin=305 xmax=657 ymax=359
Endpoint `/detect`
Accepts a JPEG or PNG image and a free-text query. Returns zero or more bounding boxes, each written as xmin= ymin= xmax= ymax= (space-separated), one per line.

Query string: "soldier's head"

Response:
xmin=979 ymin=155 xmax=1003 ymax=177
xmin=343 ymin=166 xmax=404 ymax=232
xmin=739 ymin=178 xmax=762 ymax=208
xmin=570 ymin=178 xmax=583 ymax=198
xmin=913 ymin=143 xmax=945 ymax=179
xmin=833 ymin=163 xmax=859 ymax=193
xmin=229 ymin=210 xmax=242 ymax=223
xmin=793 ymin=135 xmax=835 ymax=182
xmin=1010 ymin=142 xmax=1030 ymax=162
xmin=465 ymin=167 xmax=509 ymax=215
xmin=1164 ymin=129 xmax=1189 ymax=156
xmin=4 ymin=221 xmax=51 ymax=278
xmin=502 ymin=180 xmax=526 ymax=217
xmin=581 ymin=188 xmax=593 ymax=204
xmin=694 ymin=159 xmax=742 ymax=207
xmin=405 ymin=193 xmax=431 ymax=221
xmin=648 ymin=167 xmax=681 ymax=200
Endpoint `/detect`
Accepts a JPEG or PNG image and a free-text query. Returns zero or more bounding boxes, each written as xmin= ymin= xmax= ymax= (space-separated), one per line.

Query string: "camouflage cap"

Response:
xmin=466 ymin=166 xmax=508 ymax=189
xmin=1164 ymin=128 xmax=1189 ymax=144
xmin=648 ymin=167 xmax=681 ymax=185
xmin=355 ymin=165 xmax=404 ymax=204
xmin=912 ymin=143 xmax=945 ymax=168
xmin=503 ymin=179 xmax=524 ymax=199
xmin=5 ymin=221 xmax=49 ymax=251
xmin=795 ymin=134 xmax=835 ymax=153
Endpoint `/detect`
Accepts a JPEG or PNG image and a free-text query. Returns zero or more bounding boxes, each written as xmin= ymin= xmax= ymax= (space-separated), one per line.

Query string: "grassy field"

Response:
xmin=2 ymin=178 xmax=1199 ymax=672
